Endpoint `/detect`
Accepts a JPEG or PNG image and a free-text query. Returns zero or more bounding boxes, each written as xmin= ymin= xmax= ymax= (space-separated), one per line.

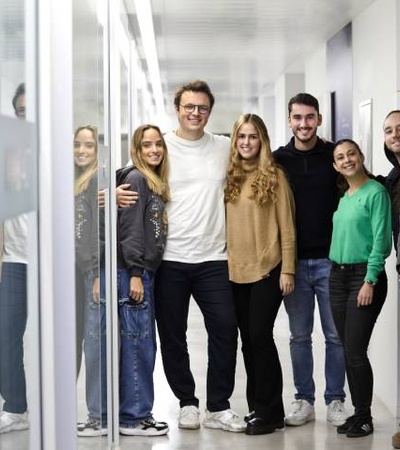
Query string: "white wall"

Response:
xmin=352 ymin=0 xmax=399 ymax=415
xmin=304 ymin=45 xmax=331 ymax=140
xmin=257 ymin=0 xmax=399 ymax=415
xmin=273 ymin=73 xmax=305 ymax=148
xmin=299 ymin=0 xmax=399 ymax=415
xmin=258 ymin=94 xmax=276 ymax=149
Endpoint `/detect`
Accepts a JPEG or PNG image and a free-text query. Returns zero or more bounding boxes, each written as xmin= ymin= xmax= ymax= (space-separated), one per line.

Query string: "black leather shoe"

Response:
xmin=346 ymin=416 xmax=373 ymax=438
xmin=244 ymin=411 xmax=255 ymax=423
xmin=337 ymin=415 xmax=356 ymax=434
xmin=245 ymin=416 xmax=284 ymax=435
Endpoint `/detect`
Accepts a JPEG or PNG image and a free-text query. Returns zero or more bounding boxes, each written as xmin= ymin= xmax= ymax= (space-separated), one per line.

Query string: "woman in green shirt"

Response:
xmin=329 ymin=139 xmax=391 ymax=438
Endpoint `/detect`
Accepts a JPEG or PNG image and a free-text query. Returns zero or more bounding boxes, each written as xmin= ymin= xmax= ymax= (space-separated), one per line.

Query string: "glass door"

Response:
xmin=0 ymin=0 xmax=40 ymax=449
xmin=73 ymin=0 xmax=108 ymax=447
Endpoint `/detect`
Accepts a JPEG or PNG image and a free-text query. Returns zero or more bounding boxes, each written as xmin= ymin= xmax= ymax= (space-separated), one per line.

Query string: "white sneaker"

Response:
xmin=203 ymin=409 xmax=246 ymax=432
xmin=77 ymin=418 xmax=107 ymax=437
xmin=119 ymin=418 xmax=169 ymax=436
xmin=0 ymin=411 xmax=29 ymax=434
xmin=285 ymin=400 xmax=315 ymax=426
xmin=178 ymin=405 xmax=200 ymax=429
xmin=326 ymin=400 xmax=349 ymax=426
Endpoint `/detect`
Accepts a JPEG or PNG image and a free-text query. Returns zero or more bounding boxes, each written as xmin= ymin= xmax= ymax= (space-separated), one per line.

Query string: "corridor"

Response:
xmin=93 ymin=302 xmax=395 ymax=449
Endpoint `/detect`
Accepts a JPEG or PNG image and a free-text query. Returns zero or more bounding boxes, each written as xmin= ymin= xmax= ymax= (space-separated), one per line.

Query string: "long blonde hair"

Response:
xmin=130 ymin=124 xmax=170 ymax=202
xmin=74 ymin=125 xmax=98 ymax=196
xmin=225 ymin=113 xmax=279 ymax=205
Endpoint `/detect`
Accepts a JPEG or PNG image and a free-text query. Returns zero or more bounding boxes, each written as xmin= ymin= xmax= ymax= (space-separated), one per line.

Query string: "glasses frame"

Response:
xmin=179 ymin=103 xmax=210 ymax=115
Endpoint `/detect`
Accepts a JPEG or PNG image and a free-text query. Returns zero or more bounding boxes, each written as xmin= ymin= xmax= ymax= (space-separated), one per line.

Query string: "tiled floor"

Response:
xmin=83 ymin=301 xmax=398 ymax=450
xmin=1 ymin=301 xmax=397 ymax=449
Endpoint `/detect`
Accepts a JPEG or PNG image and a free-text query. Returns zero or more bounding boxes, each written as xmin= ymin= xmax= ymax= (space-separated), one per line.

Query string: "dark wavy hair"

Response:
xmin=333 ymin=138 xmax=373 ymax=195
xmin=288 ymin=92 xmax=319 ymax=115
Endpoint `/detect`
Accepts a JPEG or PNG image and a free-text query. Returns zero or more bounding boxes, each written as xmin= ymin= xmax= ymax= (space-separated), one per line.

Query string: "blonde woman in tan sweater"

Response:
xmin=225 ymin=113 xmax=296 ymax=436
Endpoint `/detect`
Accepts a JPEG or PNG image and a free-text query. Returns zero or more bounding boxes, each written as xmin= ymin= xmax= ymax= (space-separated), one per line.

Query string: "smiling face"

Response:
xmin=74 ymin=128 xmax=97 ymax=168
xmin=333 ymin=141 xmax=365 ymax=179
xmin=140 ymin=127 xmax=165 ymax=170
xmin=15 ymin=93 xmax=26 ymax=120
xmin=383 ymin=111 xmax=400 ymax=157
xmin=176 ymin=90 xmax=211 ymax=139
xmin=236 ymin=122 xmax=261 ymax=160
xmin=288 ymin=103 xmax=322 ymax=150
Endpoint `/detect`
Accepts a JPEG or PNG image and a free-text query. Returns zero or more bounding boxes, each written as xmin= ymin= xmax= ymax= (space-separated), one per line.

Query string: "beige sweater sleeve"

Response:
xmin=275 ymin=169 xmax=296 ymax=275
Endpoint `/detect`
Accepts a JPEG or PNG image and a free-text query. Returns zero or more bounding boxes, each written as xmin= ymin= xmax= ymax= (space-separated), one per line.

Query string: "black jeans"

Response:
xmin=329 ymin=263 xmax=387 ymax=416
xmin=233 ymin=264 xmax=284 ymax=422
xmin=155 ymin=260 xmax=238 ymax=412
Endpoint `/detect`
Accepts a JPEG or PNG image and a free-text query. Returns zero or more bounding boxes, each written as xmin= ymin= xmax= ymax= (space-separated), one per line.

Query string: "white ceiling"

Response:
xmin=125 ymin=0 xmax=376 ymax=131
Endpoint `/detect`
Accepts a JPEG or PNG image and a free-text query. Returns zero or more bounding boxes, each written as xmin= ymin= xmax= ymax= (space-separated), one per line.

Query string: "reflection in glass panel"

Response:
xmin=120 ymin=58 xmax=130 ymax=167
xmin=74 ymin=126 xmax=107 ymax=439
xmin=0 ymin=0 xmax=25 ymax=118
xmin=0 ymin=0 xmax=38 ymax=449
xmin=73 ymin=0 xmax=107 ymax=447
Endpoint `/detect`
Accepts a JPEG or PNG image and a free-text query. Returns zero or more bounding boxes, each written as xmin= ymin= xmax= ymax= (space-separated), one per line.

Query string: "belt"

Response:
xmin=331 ymin=261 xmax=367 ymax=270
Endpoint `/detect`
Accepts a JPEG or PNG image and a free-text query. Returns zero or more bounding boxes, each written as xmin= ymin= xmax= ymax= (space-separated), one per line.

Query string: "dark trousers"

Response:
xmin=155 ymin=260 xmax=238 ymax=412
xmin=329 ymin=263 xmax=387 ymax=417
xmin=233 ymin=265 xmax=284 ymax=421
xmin=0 ymin=262 xmax=27 ymax=413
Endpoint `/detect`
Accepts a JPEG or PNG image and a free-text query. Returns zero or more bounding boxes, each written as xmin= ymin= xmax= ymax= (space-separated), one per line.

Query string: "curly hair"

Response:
xmin=225 ymin=113 xmax=278 ymax=205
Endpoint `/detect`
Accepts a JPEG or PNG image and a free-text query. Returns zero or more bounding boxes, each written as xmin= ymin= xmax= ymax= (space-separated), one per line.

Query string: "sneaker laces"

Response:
xmin=216 ymin=409 xmax=240 ymax=421
xmin=291 ymin=400 xmax=306 ymax=414
xmin=330 ymin=401 xmax=344 ymax=414
xmin=225 ymin=409 xmax=239 ymax=419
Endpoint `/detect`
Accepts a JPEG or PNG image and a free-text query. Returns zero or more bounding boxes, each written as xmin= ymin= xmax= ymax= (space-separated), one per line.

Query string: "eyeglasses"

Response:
xmin=179 ymin=104 xmax=210 ymax=115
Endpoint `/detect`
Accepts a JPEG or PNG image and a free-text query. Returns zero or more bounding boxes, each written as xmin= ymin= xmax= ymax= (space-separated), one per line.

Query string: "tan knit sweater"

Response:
xmin=226 ymin=161 xmax=296 ymax=283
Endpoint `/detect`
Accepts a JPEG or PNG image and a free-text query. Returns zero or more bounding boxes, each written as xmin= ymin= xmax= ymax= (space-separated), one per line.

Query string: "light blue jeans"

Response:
xmin=118 ymin=269 xmax=156 ymax=426
xmin=83 ymin=270 xmax=107 ymax=424
xmin=283 ymin=259 xmax=346 ymax=405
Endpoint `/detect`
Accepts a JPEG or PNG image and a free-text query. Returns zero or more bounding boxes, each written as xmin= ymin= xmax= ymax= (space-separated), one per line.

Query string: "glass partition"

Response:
xmin=0 ymin=0 xmax=40 ymax=449
xmin=73 ymin=0 xmax=107 ymax=447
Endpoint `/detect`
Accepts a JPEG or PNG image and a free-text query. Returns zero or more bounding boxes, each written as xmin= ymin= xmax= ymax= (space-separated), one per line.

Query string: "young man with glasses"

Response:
xmin=154 ymin=80 xmax=245 ymax=432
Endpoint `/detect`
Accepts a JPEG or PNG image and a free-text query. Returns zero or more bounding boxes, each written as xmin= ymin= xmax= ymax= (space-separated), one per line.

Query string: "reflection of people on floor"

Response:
xmin=0 ymin=83 xmax=30 ymax=434
xmin=74 ymin=126 xmax=107 ymax=437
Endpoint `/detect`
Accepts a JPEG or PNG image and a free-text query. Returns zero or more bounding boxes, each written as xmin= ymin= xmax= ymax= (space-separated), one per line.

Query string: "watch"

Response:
xmin=365 ymin=280 xmax=376 ymax=286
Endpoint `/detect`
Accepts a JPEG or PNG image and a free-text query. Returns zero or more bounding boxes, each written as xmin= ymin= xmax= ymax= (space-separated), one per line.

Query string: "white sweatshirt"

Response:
xmin=3 ymin=214 xmax=28 ymax=264
xmin=163 ymin=131 xmax=230 ymax=263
